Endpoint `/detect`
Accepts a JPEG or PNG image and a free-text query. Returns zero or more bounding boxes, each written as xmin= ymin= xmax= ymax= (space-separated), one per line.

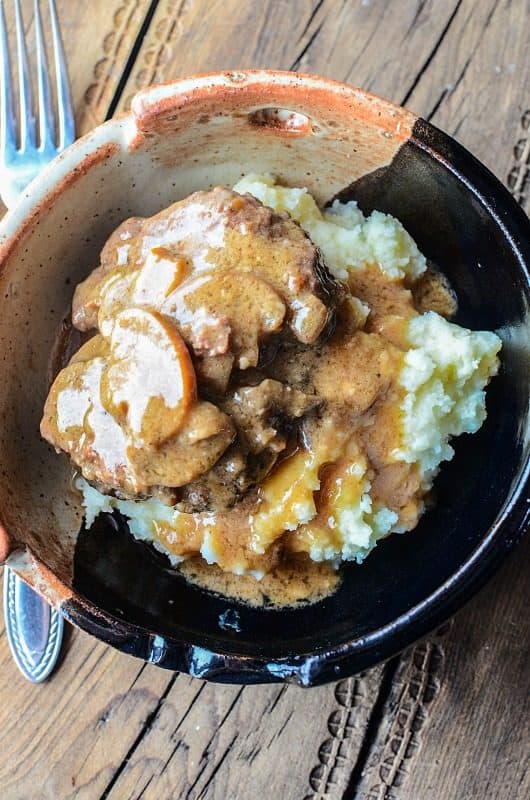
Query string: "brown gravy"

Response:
xmin=412 ymin=264 xmax=457 ymax=317
xmin=177 ymin=265 xmax=455 ymax=606
xmin=48 ymin=199 xmax=456 ymax=610
xmin=180 ymin=554 xmax=340 ymax=608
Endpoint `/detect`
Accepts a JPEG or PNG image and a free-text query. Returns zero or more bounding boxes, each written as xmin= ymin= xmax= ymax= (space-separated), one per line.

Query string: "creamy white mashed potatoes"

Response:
xmin=233 ymin=173 xmax=427 ymax=282
xmin=79 ymin=175 xmax=501 ymax=573
xmin=396 ymin=311 xmax=501 ymax=485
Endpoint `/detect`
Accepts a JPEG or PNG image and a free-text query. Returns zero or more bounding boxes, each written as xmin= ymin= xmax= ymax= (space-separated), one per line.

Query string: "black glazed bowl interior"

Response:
xmin=0 ymin=74 xmax=528 ymax=686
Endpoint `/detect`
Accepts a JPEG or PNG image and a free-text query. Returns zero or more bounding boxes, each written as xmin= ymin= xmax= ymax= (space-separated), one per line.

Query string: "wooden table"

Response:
xmin=0 ymin=2 xmax=528 ymax=798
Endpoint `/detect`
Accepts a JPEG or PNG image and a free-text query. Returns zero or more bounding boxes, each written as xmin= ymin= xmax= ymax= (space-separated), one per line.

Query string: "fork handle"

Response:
xmin=3 ymin=566 xmax=64 ymax=683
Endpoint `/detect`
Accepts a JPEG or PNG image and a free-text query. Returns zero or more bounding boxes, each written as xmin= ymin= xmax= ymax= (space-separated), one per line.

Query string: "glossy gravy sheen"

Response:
xmin=185 ymin=267 xmax=455 ymax=607
xmin=54 ymin=266 xmax=455 ymax=609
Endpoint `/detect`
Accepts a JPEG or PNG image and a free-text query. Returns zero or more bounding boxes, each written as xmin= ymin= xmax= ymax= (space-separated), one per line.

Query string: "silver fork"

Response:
xmin=1 ymin=0 xmax=75 ymax=682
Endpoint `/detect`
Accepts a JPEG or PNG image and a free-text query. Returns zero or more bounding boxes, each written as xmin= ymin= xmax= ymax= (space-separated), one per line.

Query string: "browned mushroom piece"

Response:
xmin=41 ymin=352 xmax=235 ymax=497
xmin=72 ymin=217 xmax=144 ymax=330
xmin=164 ymin=272 xmax=286 ymax=369
xmin=127 ymin=401 xmax=235 ymax=488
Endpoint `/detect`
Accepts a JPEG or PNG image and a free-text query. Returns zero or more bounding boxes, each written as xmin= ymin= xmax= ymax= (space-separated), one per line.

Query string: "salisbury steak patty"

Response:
xmin=43 ymin=188 xmax=341 ymax=511
xmin=72 ymin=187 xmax=338 ymax=349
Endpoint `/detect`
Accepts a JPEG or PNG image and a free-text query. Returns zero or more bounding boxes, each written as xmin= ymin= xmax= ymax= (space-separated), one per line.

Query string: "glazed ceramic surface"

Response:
xmin=0 ymin=72 xmax=528 ymax=685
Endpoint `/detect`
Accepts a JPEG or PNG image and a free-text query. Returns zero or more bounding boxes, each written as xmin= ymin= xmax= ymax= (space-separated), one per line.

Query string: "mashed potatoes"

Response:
xmin=78 ymin=175 xmax=501 ymax=575
xmin=397 ymin=311 xmax=501 ymax=484
xmin=233 ymin=173 xmax=427 ymax=282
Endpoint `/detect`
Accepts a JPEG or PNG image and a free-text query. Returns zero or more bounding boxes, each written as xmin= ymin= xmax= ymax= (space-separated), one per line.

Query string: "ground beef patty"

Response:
xmin=43 ymin=188 xmax=341 ymax=511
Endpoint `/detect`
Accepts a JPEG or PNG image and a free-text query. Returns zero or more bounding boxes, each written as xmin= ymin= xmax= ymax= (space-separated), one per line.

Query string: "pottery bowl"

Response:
xmin=0 ymin=71 xmax=528 ymax=685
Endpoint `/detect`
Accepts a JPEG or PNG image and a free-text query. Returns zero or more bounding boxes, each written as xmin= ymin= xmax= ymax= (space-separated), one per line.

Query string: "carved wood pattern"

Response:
xmin=361 ymin=639 xmax=446 ymax=800
xmin=118 ymin=0 xmax=191 ymax=113
xmin=507 ymin=109 xmax=530 ymax=211
xmin=78 ymin=1 xmax=152 ymax=132
xmin=83 ymin=2 xmax=140 ymax=112
xmin=303 ymin=667 xmax=386 ymax=800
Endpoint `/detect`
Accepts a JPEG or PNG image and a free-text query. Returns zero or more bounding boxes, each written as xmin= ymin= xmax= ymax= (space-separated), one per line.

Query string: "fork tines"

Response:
xmin=0 ymin=0 xmax=74 ymax=160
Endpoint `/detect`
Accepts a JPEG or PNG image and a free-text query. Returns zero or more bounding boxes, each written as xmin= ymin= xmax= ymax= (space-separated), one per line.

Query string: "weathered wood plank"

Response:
xmin=0 ymin=2 xmax=529 ymax=799
xmin=351 ymin=534 xmax=530 ymax=800
xmin=116 ymin=0 xmax=463 ymax=115
xmin=117 ymin=0 xmax=528 ymax=192
xmin=0 ymin=585 xmax=174 ymax=799
xmin=404 ymin=0 xmax=530 ymax=193
xmin=101 ymin=667 xmax=385 ymax=800
xmin=115 ymin=0 xmax=324 ymax=113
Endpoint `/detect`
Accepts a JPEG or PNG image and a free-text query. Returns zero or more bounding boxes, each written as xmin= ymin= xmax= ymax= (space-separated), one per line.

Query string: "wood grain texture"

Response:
xmin=0 ymin=606 xmax=173 ymax=799
xmin=403 ymin=0 xmax=530 ymax=191
xmin=116 ymin=0 xmax=463 ymax=112
xmin=117 ymin=0 xmax=530 ymax=188
xmin=0 ymin=1 xmax=529 ymax=799
xmin=353 ymin=535 xmax=530 ymax=800
xmin=101 ymin=668 xmax=386 ymax=800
